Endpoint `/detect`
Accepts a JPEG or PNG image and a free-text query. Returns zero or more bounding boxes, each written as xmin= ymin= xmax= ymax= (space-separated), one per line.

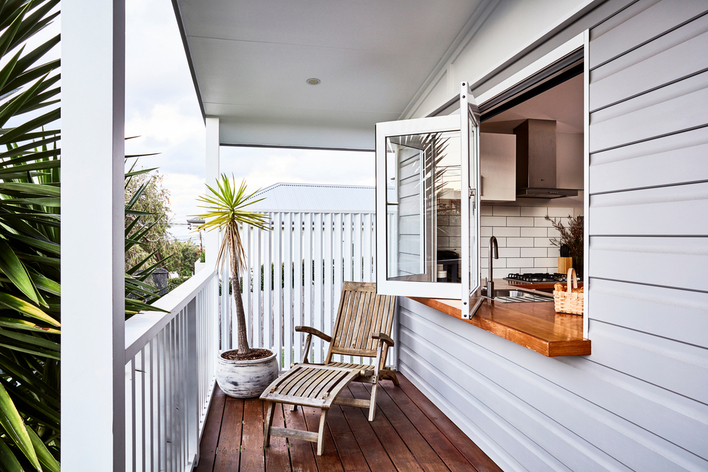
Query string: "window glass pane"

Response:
xmin=385 ymin=130 xmax=461 ymax=283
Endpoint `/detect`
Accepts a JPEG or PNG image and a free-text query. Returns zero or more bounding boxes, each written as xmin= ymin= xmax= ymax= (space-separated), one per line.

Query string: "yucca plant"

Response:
xmin=193 ymin=175 xmax=268 ymax=357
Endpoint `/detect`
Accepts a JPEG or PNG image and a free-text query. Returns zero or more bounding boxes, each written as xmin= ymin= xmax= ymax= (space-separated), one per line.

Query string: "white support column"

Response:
xmin=62 ymin=1 xmax=126 ymax=470
xmin=205 ymin=117 xmax=220 ymax=268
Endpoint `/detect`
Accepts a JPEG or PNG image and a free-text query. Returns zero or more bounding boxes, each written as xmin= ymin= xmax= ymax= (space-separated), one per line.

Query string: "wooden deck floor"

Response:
xmin=195 ymin=373 xmax=501 ymax=472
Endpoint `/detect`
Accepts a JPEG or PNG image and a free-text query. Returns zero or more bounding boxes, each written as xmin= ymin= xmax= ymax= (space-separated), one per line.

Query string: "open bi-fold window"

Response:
xmin=375 ymin=84 xmax=483 ymax=319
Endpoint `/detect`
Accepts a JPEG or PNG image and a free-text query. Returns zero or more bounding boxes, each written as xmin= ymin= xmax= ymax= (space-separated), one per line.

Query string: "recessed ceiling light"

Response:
xmin=306 ymin=78 xmax=321 ymax=85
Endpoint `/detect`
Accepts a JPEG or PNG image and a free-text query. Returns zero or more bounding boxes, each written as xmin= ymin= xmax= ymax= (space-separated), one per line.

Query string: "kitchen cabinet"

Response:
xmin=480 ymin=132 xmax=516 ymax=201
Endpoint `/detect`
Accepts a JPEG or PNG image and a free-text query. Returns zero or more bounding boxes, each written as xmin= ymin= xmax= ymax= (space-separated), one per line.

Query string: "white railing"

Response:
xmin=124 ymin=268 xmax=219 ymax=472
xmin=222 ymin=211 xmax=397 ymax=370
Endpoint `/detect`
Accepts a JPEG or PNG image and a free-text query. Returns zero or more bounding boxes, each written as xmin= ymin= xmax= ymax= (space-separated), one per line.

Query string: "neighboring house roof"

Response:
xmin=248 ymin=183 xmax=374 ymax=213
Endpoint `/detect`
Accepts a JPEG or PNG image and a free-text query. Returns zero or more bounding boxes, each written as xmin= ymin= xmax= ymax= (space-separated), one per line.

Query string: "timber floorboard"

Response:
xmin=194 ymin=373 xmax=501 ymax=472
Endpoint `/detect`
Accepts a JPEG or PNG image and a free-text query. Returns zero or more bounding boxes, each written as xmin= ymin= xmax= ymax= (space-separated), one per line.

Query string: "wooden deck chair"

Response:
xmin=260 ymin=282 xmax=398 ymax=455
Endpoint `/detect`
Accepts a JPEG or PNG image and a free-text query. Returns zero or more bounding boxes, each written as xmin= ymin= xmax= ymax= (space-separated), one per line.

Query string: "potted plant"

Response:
xmin=194 ymin=175 xmax=278 ymax=398
xmin=546 ymin=214 xmax=584 ymax=277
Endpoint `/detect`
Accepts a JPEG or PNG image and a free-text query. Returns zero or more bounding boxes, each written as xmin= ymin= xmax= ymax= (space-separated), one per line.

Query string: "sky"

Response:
xmin=122 ymin=0 xmax=375 ymax=242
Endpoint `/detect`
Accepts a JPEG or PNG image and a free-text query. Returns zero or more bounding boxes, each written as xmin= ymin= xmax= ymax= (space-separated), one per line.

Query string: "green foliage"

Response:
xmin=124 ymin=164 xmax=171 ymax=273
xmin=162 ymin=240 xmax=201 ymax=277
xmin=0 ymin=0 xmax=62 ymax=467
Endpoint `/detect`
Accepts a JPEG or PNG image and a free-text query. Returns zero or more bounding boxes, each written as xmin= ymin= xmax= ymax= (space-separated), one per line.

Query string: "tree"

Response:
xmin=194 ymin=176 xmax=268 ymax=356
xmin=162 ymin=240 xmax=201 ymax=277
xmin=124 ymin=164 xmax=171 ymax=272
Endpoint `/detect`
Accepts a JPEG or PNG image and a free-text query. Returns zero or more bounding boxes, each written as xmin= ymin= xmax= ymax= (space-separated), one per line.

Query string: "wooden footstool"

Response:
xmin=260 ymin=363 xmax=369 ymax=455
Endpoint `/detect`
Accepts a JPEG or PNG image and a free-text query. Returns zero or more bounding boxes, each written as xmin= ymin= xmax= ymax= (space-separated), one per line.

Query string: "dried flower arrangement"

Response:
xmin=545 ymin=215 xmax=584 ymax=261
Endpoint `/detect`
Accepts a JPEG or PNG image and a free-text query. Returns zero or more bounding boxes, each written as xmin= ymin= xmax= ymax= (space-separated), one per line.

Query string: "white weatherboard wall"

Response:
xmin=398 ymin=1 xmax=708 ymax=471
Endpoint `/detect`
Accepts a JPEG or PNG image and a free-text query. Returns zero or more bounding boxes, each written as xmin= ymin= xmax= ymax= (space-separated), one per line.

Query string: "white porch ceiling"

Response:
xmin=173 ymin=0 xmax=489 ymax=150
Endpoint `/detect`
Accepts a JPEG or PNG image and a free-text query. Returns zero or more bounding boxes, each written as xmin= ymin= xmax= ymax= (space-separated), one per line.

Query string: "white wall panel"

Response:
xmin=590 ymin=278 xmax=708 ymax=348
xmin=589 ymin=236 xmax=708 ymax=292
xmin=589 ymin=182 xmax=708 ymax=235
xmin=588 ymin=0 xmax=708 ymax=68
xmin=589 ymin=127 xmax=708 ymax=194
xmin=589 ymin=71 xmax=708 ymax=152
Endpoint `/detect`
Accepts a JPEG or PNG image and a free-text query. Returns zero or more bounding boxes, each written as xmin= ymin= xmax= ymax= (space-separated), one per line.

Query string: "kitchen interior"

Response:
xmin=421 ymin=67 xmax=589 ymax=355
xmin=437 ymin=70 xmax=585 ymax=299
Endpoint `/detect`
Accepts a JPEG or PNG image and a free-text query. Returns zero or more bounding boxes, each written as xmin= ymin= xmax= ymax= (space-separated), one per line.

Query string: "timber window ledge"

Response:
xmin=408 ymin=296 xmax=591 ymax=357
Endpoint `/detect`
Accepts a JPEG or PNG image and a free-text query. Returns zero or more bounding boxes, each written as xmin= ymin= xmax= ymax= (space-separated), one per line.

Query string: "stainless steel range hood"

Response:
xmin=514 ymin=119 xmax=578 ymax=199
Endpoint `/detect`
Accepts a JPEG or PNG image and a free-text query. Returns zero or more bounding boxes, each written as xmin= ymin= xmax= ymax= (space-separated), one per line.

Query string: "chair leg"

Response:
xmin=316 ymin=410 xmax=328 ymax=456
xmin=381 ymin=369 xmax=399 ymax=386
xmin=368 ymin=382 xmax=378 ymax=422
xmin=263 ymin=402 xmax=275 ymax=448
xmin=290 ymin=404 xmax=298 ymax=412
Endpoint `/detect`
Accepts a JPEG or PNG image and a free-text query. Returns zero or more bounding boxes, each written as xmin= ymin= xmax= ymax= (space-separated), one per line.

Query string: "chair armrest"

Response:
xmin=371 ymin=332 xmax=394 ymax=346
xmin=295 ymin=326 xmax=332 ymax=343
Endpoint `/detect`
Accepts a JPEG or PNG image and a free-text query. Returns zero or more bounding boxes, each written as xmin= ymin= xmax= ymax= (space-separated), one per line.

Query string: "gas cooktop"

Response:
xmin=504 ymin=273 xmax=580 ymax=284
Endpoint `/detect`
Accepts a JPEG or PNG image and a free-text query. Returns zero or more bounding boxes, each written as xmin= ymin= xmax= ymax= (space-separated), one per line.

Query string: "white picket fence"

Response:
xmin=221 ymin=211 xmax=394 ymax=370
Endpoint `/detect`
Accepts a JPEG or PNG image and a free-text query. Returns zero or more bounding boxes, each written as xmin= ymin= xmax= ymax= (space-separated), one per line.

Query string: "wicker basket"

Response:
xmin=554 ymin=268 xmax=584 ymax=315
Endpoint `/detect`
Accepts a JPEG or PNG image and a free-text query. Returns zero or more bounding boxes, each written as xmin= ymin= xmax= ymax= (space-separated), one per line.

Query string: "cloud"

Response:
xmin=220 ymin=147 xmax=375 ymax=190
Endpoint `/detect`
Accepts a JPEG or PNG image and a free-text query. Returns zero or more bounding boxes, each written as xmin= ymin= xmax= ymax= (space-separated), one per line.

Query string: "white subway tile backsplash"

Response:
xmin=507 ymin=217 xmax=535 ymax=227
xmin=535 ymin=258 xmax=558 ymax=267
xmin=520 ymin=227 xmax=548 ymax=237
xmin=481 ymin=237 xmax=506 ymax=248
xmin=493 ymin=206 xmax=520 ymax=216
xmin=534 ymin=237 xmax=553 ymax=247
xmin=498 ymin=248 xmax=520 ymax=258
xmin=506 ymin=237 xmax=534 ymax=247
xmin=506 ymin=258 xmax=535 ymax=267
xmin=476 ymin=205 xmax=581 ymax=280
xmin=481 ymin=216 xmax=507 ymax=226
xmin=521 ymin=248 xmax=548 ymax=258
xmin=519 ymin=207 xmax=548 ymax=217
xmin=492 ymin=227 xmax=520 ymax=237
xmin=547 ymin=207 xmax=574 ymax=217
xmin=481 ymin=257 xmax=507 ymax=269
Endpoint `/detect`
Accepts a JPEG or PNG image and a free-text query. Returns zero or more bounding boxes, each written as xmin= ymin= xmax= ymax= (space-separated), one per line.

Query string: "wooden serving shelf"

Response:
xmin=409 ymin=293 xmax=591 ymax=357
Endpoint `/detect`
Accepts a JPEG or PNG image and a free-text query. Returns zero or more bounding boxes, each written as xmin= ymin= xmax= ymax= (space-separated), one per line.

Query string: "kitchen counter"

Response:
xmin=408 ymin=280 xmax=590 ymax=357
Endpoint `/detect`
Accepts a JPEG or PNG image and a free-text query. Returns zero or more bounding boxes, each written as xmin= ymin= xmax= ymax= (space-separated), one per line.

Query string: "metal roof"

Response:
xmin=248 ymin=183 xmax=374 ymax=213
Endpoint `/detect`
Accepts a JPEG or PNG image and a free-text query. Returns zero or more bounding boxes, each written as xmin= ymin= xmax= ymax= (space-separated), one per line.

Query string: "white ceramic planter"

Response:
xmin=215 ymin=349 xmax=279 ymax=398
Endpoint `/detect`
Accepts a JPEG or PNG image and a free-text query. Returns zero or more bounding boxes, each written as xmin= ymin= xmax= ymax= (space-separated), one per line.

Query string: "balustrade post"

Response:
xmin=62 ymin=0 xmax=126 ymax=469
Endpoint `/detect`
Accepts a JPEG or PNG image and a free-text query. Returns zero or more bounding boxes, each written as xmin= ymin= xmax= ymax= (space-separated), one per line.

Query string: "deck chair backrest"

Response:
xmin=326 ymin=282 xmax=396 ymax=361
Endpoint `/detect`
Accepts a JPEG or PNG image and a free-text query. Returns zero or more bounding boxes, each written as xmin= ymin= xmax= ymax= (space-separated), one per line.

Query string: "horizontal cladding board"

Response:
xmin=589 ymin=0 xmax=661 ymax=42
xmin=590 ymin=14 xmax=708 ymax=111
xmin=589 ymin=0 xmax=708 ymax=69
xmin=397 ymin=215 xmax=421 ymax=234
xmin=589 ymin=127 xmax=708 ymax=194
xmin=398 ymin=302 xmax=708 ymax=469
xmin=589 ymin=181 xmax=708 ymax=235
xmin=587 ymin=320 xmax=708 ymax=405
xmin=397 ymin=361 xmax=519 ymax=472
xmin=398 ymin=329 xmax=618 ymax=471
xmin=589 ymin=278 xmax=708 ymax=349
xmin=589 ymin=236 xmax=708 ymax=292
xmin=589 ymin=70 xmax=708 ymax=152
xmin=397 ymin=235 xmax=422 ymax=254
